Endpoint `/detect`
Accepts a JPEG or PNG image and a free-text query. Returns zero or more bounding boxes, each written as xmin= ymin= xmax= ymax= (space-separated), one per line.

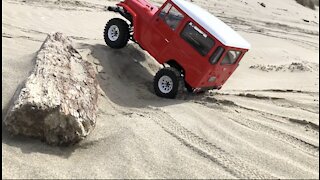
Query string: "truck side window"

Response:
xmin=221 ymin=50 xmax=242 ymax=65
xmin=159 ymin=3 xmax=184 ymax=31
xmin=159 ymin=3 xmax=171 ymax=19
xmin=181 ymin=22 xmax=215 ymax=56
xmin=209 ymin=46 xmax=224 ymax=64
xmin=164 ymin=6 xmax=184 ymax=30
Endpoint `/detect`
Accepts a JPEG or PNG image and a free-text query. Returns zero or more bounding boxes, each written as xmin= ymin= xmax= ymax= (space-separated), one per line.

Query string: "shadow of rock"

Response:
xmin=1 ymin=42 xmax=210 ymax=158
xmin=78 ymin=43 xmax=197 ymax=108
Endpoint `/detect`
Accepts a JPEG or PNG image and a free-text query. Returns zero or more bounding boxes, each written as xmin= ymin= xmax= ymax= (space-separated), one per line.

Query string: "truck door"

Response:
xmin=144 ymin=2 xmax=184 ymax=60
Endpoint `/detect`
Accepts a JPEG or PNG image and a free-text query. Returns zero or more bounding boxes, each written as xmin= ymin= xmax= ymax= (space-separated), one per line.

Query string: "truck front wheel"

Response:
xmin=154 ymin=67 xmax=182 ymax=99
xmin=104 ymin=18 xmax=129 ymax=49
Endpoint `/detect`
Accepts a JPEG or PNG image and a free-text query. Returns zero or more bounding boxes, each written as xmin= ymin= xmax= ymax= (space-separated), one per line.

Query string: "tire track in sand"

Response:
xmin=225 ymin=110 xmax=319 ymax=157
xmin=193 ymin=96 xmax=319 ymax=156
xmin=149 ymin=107 xmax=276 ymax=179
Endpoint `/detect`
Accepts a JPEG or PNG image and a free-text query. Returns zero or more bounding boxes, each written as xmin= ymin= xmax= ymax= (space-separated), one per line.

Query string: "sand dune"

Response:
xmin=2 ymin=0 xmax=319 ymax=179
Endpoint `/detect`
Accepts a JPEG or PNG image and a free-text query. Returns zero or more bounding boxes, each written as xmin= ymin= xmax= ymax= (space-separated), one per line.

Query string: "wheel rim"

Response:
xmin=108 ymin=25 xmax=120 ymax=41
xmin=158 ymin=75 xmax=173 ymax=93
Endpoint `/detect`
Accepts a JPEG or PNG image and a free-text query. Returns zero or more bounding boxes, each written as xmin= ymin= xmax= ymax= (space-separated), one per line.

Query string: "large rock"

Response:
xmin=4 ymin=32 xmax=98 ymax=145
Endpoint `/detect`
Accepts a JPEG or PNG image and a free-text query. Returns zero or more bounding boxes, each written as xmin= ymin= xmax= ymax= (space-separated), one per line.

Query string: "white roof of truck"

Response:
xmin=171 ymin=0 xmax=251 ymax=49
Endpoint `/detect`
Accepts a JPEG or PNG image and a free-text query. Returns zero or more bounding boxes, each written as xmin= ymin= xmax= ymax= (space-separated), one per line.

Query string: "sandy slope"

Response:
xmin=2 ymin=0 xmax=319 ymax=179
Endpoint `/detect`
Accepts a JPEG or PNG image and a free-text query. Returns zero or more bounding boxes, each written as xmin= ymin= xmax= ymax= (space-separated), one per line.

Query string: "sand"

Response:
xmin=2 ymin=0 xmax=319 ymax=179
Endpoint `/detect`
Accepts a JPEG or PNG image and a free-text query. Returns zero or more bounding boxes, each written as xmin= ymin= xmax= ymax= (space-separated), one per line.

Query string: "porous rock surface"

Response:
xmin=4 ymin=32 xmax=98 ymax=145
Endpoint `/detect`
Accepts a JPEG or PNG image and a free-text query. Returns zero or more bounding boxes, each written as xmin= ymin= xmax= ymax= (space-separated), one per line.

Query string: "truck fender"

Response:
xmin=117 ymin=2 xmax=137 ymax=20
xmin=117 ymin=3 xmax=139 ymax=40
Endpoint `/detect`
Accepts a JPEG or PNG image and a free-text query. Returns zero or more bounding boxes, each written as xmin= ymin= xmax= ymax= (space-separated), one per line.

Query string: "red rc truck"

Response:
xmin=104 ymin=0 xmax=251 ymax=98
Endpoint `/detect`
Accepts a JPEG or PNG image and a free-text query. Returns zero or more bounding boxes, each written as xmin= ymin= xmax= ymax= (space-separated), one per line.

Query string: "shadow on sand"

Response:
xmin=79 ymin=43 xmax=204 ymax=108
xmin=2 ymin=42 xmax=207 ymax=158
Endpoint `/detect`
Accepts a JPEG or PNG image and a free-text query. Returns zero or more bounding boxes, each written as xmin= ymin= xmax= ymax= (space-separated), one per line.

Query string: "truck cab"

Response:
xmin=104 ymin=0 xmax=251 ymax=98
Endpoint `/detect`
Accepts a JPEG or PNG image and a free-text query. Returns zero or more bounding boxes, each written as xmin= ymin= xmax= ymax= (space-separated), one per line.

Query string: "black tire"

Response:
xmin=153 ymin=67 xmax=183 ymax=99
xmin=104 ymin=18 xmax=129 ymax=49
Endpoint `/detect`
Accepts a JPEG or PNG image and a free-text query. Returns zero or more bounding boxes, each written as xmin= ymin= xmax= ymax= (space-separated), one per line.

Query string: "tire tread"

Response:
xmin=104 ymin=18 xmax=129 ymax=49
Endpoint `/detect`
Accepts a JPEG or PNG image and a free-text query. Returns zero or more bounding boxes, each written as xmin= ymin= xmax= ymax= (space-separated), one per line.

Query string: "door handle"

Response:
xmin=165 ymin=38 xmax=169 ymax=43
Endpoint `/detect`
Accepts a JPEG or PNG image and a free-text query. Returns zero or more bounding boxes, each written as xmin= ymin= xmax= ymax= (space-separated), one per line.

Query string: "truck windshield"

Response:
xmin=221 ymin=50 xmax=242 ymax=65
xmin=181 ymin=22 xmax=215 ymax=56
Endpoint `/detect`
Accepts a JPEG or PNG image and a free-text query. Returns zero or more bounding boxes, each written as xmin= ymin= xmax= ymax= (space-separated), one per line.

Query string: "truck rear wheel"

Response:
xmin=104 ymin=18 xmax=129 ymax=49
xmin=154 ymin=67 xmax=183 ymax=99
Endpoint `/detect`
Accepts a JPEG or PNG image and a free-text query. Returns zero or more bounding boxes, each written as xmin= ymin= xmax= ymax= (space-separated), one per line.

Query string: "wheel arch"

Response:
xmin=165 ymin=59 xmax=186 ymax=76
xmin=117 ymin=3 xmax=137 ymax=21
xmin=116 ymin=3 xmax=138 ymax=38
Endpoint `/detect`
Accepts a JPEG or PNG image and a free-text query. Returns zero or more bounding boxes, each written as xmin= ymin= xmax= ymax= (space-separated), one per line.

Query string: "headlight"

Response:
xmin=208 ymin=76 xmax=216 ymax=82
